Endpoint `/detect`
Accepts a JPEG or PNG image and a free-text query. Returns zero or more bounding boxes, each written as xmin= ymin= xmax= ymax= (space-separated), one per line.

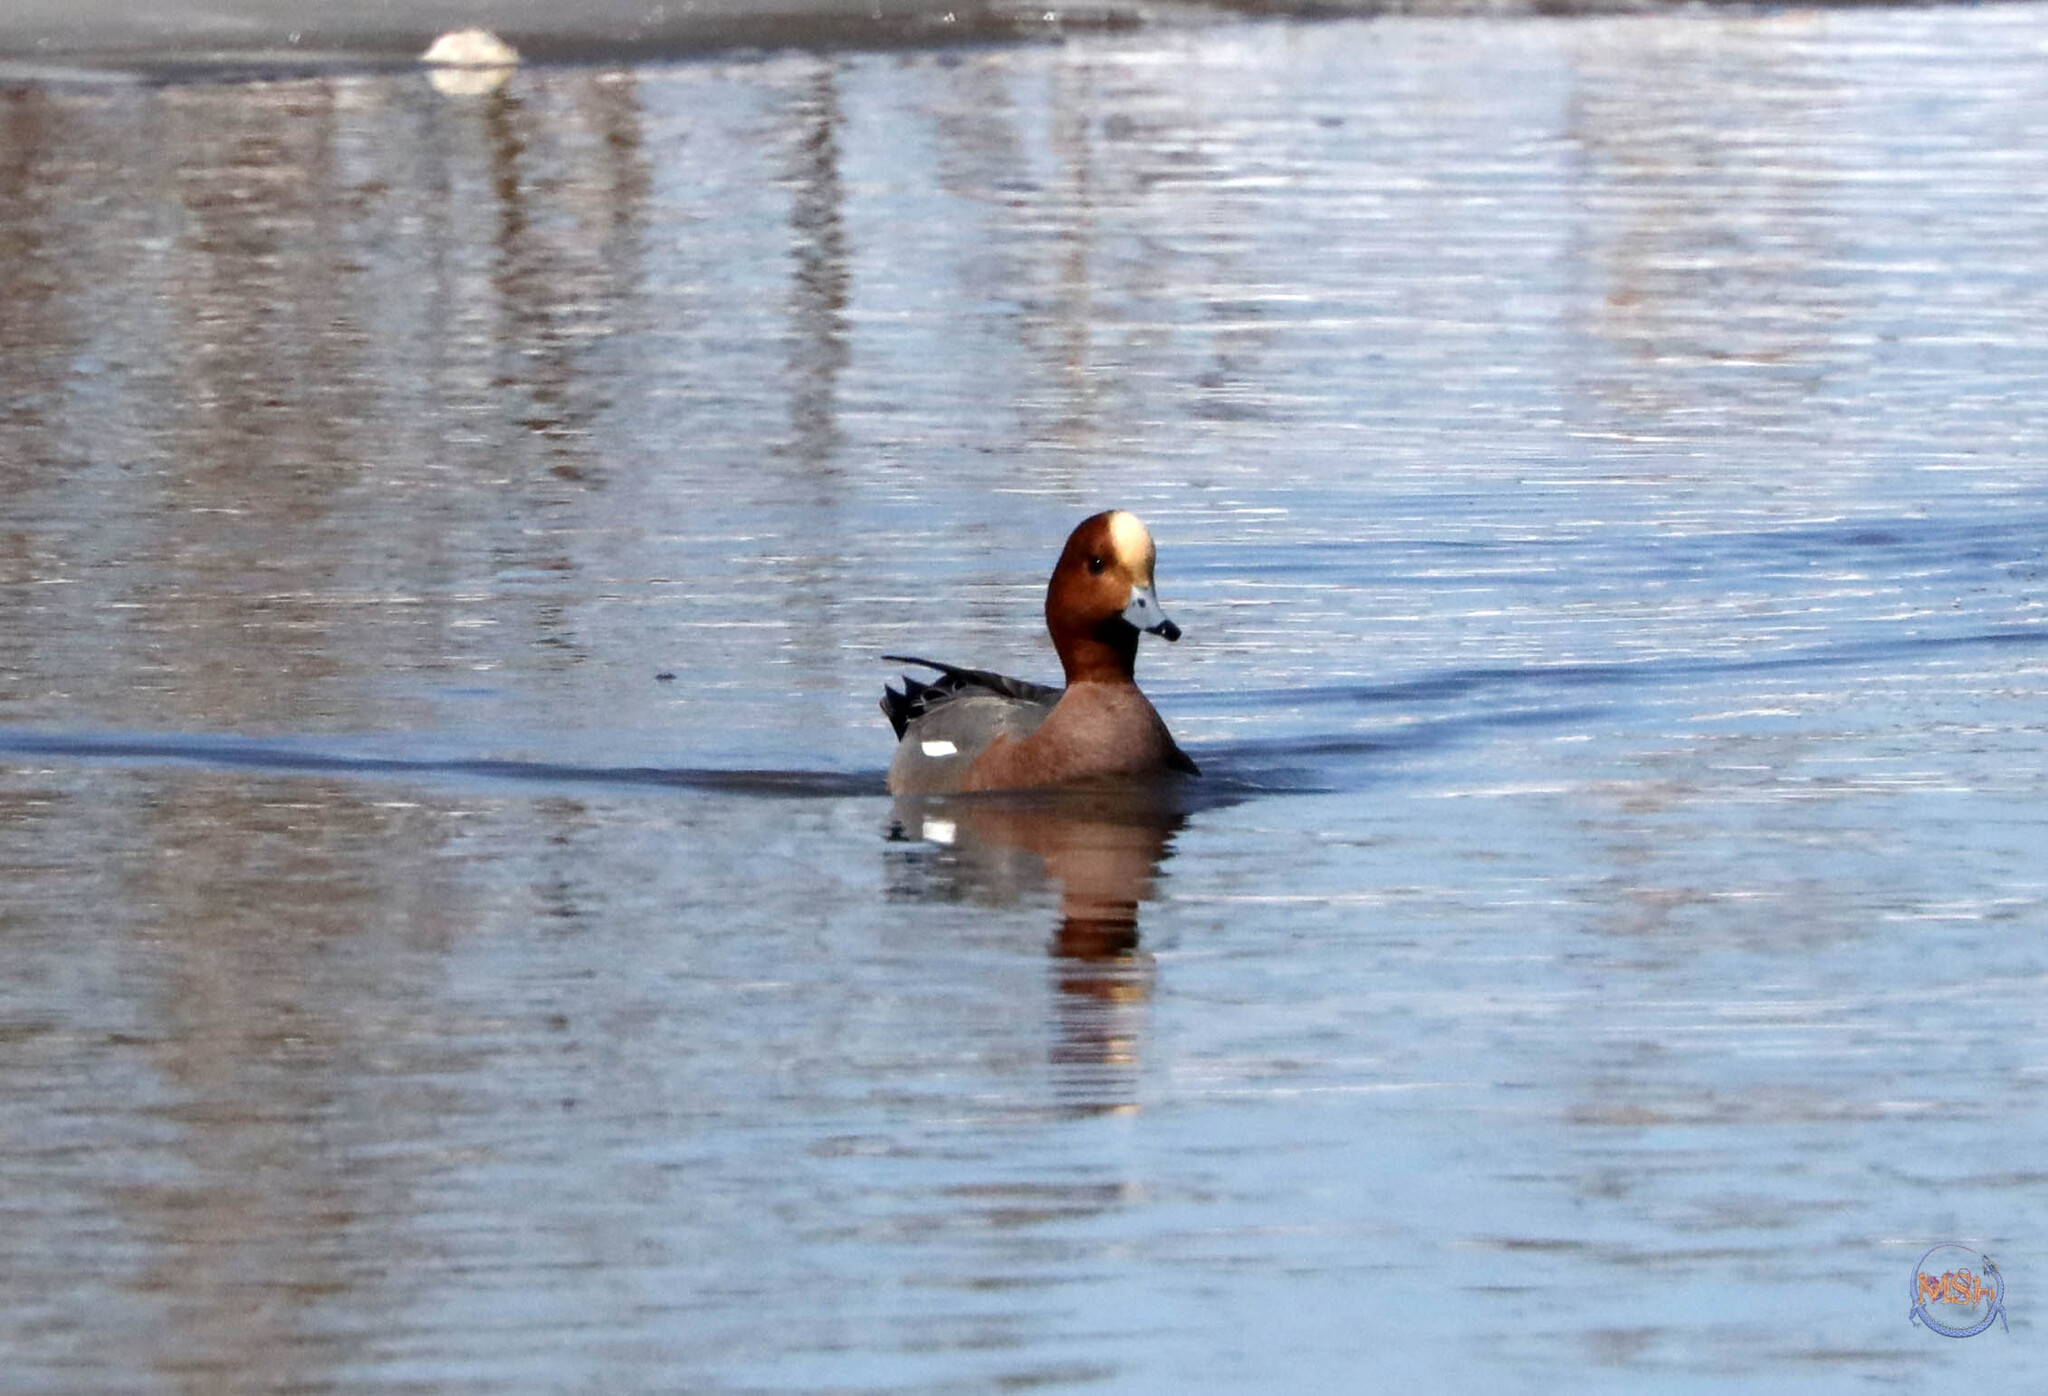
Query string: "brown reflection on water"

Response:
xmin=1562 ymin=20 xmax=1856 ymax=432
xmin=163 ymin=81 xmax=374 ymax=484
xmin=156 ymin=81 xmax=382 ymax=726
xmin=479 ymin=79 xmax=646 ymax=471
xmin=0 ymin=87 xmax=80 ymax=463
xmin=0 ymin=72 xmax=665 ymax=731
xmin=889 ymin=789 xmax=1184 ymax=1113
xmin=780 ymin=64 xmax=850 ymax=469
xmin=0 ymin=86 xmax=79 ymax=711
xmin=106 ymin=773 xmax=484 ymax=1391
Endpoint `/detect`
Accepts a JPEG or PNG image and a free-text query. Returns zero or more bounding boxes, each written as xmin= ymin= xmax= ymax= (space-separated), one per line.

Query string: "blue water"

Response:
xmin=3 ymin=5 xmax=2047 ymax=1390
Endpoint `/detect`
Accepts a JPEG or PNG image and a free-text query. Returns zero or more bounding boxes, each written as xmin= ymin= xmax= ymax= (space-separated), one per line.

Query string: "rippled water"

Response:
xmin=5 ymin=5 xmax=2048 ymax=1390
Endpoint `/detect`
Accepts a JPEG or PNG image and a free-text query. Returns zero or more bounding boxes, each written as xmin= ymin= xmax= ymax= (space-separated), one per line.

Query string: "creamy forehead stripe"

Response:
xmin=1106 ymin=510 xmax=1156 ymax=574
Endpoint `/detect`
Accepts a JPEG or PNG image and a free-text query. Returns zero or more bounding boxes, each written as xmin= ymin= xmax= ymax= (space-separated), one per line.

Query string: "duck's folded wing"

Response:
xmin=879 ymin=655 xmax=1062 ymax=739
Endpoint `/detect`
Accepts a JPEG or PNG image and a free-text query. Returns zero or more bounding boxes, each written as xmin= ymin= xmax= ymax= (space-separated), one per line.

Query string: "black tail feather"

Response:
xmin=880 ymin=673 xmax=940 ymax=740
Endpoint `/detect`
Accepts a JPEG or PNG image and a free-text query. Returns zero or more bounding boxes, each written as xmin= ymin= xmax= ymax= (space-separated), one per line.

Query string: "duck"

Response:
xmin=882 ymin=510 xmax=1199 ymax=795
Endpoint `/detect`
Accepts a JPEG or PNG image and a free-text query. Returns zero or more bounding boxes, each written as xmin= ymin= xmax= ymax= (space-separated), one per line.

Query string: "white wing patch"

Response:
xmin=920 ymin=739 xmax=959 ymax=758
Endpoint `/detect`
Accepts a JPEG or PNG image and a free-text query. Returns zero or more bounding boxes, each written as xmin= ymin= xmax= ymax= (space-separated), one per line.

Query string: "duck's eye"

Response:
xmin=1086 ymin=555 xmax=1106 ymax=575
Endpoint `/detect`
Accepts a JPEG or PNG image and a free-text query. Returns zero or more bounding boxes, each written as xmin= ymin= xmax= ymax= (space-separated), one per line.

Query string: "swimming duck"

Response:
xmin=882 ymin=511 xmax=1198 ymax=794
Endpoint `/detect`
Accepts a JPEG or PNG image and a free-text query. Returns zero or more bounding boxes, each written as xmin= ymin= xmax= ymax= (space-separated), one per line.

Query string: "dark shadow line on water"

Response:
xmin=12 ymin=627 xmax=2037 ymax=802
xmin=1194 ymin=703 xmax=1612 ymax=795
xmin=0 ymin=723 xmax=1336 ymax=804
xmin=1177 ymin=624 xmax=2048 ymax=712
xmin=0 ymin=729 xmax=888 ymax=798
xmin=0 ymin=726 xmax=1272 ymax=806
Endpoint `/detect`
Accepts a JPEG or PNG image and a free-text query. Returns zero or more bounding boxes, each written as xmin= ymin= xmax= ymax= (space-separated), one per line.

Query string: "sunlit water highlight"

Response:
xmin=4 ymin=5 xmax=2048 ymax=1390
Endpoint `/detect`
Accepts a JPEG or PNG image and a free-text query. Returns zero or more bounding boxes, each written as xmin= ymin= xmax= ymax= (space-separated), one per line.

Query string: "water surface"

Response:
xmin=4 ymin=6 xmax=2048 ymax=1390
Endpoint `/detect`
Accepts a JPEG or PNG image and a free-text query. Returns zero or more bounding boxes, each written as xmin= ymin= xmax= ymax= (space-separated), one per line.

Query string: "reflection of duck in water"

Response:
xmin=893 ymin=787 xmax=1186 ymax=959
xmin=881 ymin=511 xmax=1197 ymax=795
xmin=886 ymin=787 xmax=1187 ymax=1113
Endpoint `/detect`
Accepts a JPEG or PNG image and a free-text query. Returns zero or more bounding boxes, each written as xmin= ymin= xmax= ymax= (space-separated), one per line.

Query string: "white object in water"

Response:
xmin=422 ymin=28 xmax=520 ymax=66
xmin=422 ymin=29 xmax=520 ymax=96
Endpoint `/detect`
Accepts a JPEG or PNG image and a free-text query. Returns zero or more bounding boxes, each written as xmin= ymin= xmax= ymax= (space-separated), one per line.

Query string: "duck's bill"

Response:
xmin=1122 ymin=584 xmax=1181 ymax=641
